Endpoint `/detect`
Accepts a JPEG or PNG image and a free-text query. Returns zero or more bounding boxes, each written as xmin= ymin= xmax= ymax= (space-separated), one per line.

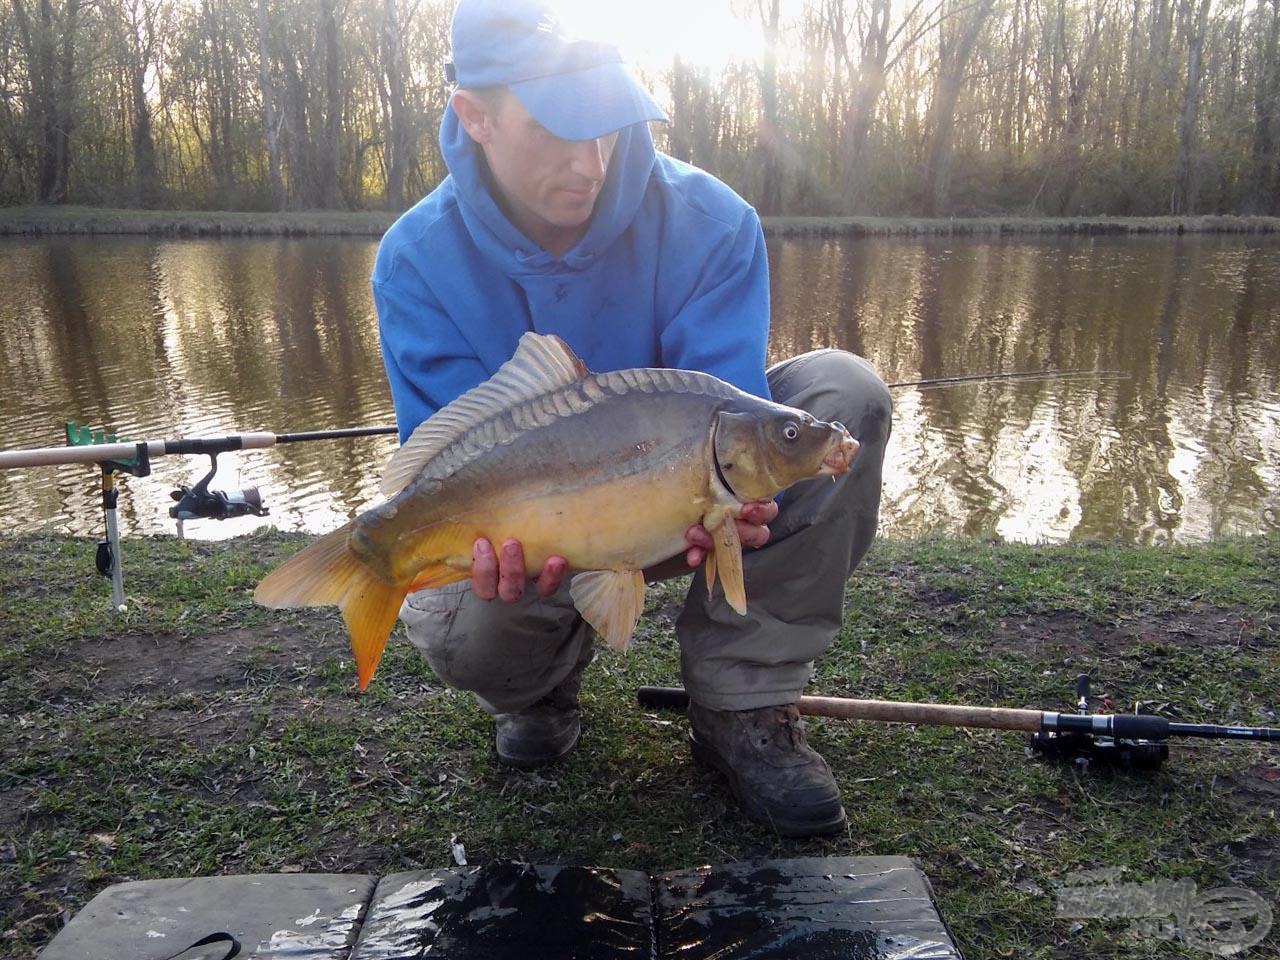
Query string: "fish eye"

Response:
xmin=783 ymin=421 xmax=800 ymax=441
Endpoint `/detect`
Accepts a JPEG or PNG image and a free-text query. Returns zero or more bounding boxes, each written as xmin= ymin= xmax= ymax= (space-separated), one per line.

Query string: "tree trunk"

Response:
xmin=124 ymin=0 xmax=161 ymax=207
xmin=257 ymin=0 xmax=286 ymax=209
xmin=1119 ymin=0 xmax=1141 ymax=151
xmin=319 ymin=0 xmax=341 ymax=208
xmin=9 ymin=0 xmax=48 ymax=201
xmin=922 ymin=0 xmax=996 ymax=216
xmin=756 ymin=0 xmax=782 ymax=215
xmin=1172 ymin=0 xmax=1212 ymax=213
xmin=667 ymin=55 xmax=691 ymax=163
xmin=201 ymin=0 xmax=230 ymax=195
xmin=1250 ymin=0 xmax=1280 ymax=213
xmin=14 ymin=0 xmax=79 ymax=203
xmin=282 ymin=54 xmax=311 ymax=205
xmin=46 ymin=0 xmax=78 ymax=202
xmin=381 ymin=0 xmax=412 ymax=210
xmin=839 ymin=0 xmax=891 ymax=211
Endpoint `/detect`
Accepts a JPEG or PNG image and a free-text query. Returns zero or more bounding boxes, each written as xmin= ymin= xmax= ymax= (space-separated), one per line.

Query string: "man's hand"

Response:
xmin=471 ymin=538 xmax=567 ymax=602
xmin=681 ymin=499 xmax=778 ymax=568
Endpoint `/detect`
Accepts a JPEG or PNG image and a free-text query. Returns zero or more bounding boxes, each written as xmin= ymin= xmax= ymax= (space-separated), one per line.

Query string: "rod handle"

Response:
xmin=1111 ymin=714 xmax=1171 ymax=740
xmin=637 ymin=686 xmax=1045 ymax=732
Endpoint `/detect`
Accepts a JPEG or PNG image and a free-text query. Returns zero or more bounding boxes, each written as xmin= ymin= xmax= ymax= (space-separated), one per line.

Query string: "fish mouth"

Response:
xmin=818 ymin=426 xmax=859 ymax=476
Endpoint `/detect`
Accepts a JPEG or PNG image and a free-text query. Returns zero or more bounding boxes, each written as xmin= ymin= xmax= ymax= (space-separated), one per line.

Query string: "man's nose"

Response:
xmin=569 ymin=137 xmax=608 ymax=182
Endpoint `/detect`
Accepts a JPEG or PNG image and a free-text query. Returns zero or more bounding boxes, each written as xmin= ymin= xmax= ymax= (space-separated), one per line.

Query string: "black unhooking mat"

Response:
xmin=38 ymin=857 xmax=963 ymax=959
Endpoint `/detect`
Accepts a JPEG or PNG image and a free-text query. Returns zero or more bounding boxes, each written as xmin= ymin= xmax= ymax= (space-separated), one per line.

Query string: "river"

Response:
xmin=1 ymin=233 xmax=1277 ymax=544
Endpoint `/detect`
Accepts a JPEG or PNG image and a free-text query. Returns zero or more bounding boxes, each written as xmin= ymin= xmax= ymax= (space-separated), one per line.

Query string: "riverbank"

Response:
xmin=3 ymin=205 xmax=1279 ymax=238
xmin=2 ymin=532 xmax=1276 ymax=958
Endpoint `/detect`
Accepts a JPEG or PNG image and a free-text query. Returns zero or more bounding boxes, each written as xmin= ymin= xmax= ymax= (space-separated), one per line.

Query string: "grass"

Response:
xmin=1 ymin=531 xmax=1277 ymax=958
xmin=3 ymin=205 xmax=1279 ymax=237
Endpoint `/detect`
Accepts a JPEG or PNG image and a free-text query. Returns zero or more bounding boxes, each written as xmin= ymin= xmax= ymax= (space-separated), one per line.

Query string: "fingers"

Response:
xmin=735 ymin=517 xmax=771 ymax=549
xmin=471 ymin=538 xmax=498 ymax=600
xmin=736 ymin=499 xmax=776 ymax=549
xmin=473 ymin=541 xmax=566 ymax=602
xmin=472 ymin=538 xmax=530 ymax=602
xmin=536 ymin=555 xmax=568 ymax=598
xmin=739 ymin=499 xmax=779 ymax=526
xmin=683 ymin=507 xmax=776 ymax=567
xmin=497 ymin=539 xmax=527 ymax=602
xmin=684 ymin=523 xmax=713 ymax=568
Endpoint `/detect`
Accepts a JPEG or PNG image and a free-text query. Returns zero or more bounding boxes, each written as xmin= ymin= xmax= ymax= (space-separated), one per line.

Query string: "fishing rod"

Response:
xmin=0 ymin=364 xmax=1121 ymax=609
xmin=0 ymin=425 xmax=396 ymax=470
xmin=0 ymin=422 xmax=397 ymax=610
xmin=637 ymin=674 xmax=1279 ymax=771
xmin=886 ymin=369 xmax=1126 ymax=390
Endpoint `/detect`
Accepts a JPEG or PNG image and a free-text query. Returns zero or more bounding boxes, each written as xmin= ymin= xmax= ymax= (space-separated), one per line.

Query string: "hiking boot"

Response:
xmin=688 ymin=700 xmax=847 ymax=837
xmin=494 ymin=645 xmax=593 ymax=769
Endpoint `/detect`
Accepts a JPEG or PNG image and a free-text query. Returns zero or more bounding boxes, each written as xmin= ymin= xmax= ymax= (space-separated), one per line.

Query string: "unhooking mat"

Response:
xmin=38 ymin=856 xmax=964 ymax=959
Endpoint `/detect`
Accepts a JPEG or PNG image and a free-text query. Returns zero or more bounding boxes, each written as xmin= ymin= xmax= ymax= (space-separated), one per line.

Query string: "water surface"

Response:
xmin=1 ymin=234 xmax=1276 ymax=544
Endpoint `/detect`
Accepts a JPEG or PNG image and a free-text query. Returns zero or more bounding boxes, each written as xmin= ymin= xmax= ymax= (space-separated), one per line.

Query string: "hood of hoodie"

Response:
xmin=438 ymin=106 xmax=657 ymax=278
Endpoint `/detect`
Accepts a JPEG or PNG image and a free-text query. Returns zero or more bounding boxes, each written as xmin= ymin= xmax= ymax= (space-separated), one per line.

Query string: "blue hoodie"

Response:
xmin=372 ymin=109 xmax=771 ymax=443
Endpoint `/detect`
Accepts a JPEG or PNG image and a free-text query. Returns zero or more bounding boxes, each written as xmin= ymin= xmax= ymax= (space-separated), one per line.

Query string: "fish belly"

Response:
xmin=388 ymin=457 xmax=709 ymax=581
xmin=479 ymin=465 xmax=710 ymax=574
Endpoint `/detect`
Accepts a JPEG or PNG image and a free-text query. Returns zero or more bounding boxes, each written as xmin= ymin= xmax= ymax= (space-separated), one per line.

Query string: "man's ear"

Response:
xmin=452 ymin=90 xmax=494 ymax=145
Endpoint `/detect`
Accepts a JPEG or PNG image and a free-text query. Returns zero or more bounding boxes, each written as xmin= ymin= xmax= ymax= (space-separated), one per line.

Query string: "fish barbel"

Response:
xmin=255 ymin=333 xmax=857 ymax=688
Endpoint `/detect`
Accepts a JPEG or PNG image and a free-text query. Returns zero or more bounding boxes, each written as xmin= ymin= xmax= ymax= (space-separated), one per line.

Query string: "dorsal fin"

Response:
xmin=380 ymin=333 xmax=590 ymax=497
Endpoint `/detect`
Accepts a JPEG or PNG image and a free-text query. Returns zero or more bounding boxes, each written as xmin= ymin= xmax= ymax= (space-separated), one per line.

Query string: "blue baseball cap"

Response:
xmin=446 ymin=0 xmax=668 ymax=141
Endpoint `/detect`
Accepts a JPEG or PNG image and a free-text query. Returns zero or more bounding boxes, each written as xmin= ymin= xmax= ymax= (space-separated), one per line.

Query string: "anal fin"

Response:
xmin=406 ymin=562 xmax=469 ymax=592
xmin=569 ymin=569 xmax=646 ymax=651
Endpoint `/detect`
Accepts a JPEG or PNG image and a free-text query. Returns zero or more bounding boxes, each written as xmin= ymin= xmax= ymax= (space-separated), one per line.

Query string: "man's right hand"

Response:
xmin=471 ymin=537 xmax=567 ymax=603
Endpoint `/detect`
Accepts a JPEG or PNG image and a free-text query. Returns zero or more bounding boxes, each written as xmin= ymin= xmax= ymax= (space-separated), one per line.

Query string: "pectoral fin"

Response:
xmin=570 ymin=569 xmax=647 ymax=652
xmin=709 ymin=517 xmax=747 ymax=615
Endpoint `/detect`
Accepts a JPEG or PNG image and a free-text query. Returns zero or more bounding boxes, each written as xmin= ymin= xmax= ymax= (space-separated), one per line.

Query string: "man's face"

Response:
xmin=453 ymin=88 xmax=619 ymax=254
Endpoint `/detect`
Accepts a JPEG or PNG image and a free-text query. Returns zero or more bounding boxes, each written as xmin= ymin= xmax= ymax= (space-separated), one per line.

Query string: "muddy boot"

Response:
xmin=688 ymin=700 xmax=847 ymax=837
xmin=494 ymin=642 xmax=594 ymax=769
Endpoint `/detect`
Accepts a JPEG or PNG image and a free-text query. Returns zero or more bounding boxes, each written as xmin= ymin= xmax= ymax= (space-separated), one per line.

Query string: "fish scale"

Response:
xmin=421 ymin=369 xmax=731 ymax=488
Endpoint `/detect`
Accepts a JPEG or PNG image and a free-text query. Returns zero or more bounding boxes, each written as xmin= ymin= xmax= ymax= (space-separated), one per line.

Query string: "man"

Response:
xmin=372 ymin=0 xmax=891 ymax=837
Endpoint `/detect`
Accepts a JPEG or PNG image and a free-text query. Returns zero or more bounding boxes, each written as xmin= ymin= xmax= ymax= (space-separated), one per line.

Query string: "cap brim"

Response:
xmin=508 ymin=61 xmax=668 ymax=141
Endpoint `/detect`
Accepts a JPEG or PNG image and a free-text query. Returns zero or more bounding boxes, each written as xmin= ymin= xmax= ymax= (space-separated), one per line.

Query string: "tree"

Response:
xmin=111 ymin=0 xmax=164 ymax=206
xmin=922 ymin=0 xmax=997 ymax=215
xmin=830 ymin=0 xmax=943 ymax=210
xmin=11 ymin=0 xmax=82 ymax=203
xmin=756 ymin=0 xmax=783 ymax=214
xmin=1249 ymin=0 xmax=1280 ymax=212
xmin=1173 ymin=0 xmax=1213 ymax=212
xmin=379 ymin=0 xmax=413 ymax=210
xmin=257 ymin=0 xmax=285 ymax=208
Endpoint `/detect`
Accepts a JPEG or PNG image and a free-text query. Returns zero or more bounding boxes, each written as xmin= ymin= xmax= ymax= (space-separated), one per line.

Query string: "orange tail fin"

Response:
xmin=254 ymin=522 xmax=404 ymax=690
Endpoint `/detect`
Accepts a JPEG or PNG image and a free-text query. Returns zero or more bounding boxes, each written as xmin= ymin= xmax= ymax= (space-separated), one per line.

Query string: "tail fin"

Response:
xmin=255 ymin=522 xmax=405 ymax=690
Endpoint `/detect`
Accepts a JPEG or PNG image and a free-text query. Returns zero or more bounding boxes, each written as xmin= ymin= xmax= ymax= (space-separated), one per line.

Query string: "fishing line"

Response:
xmin=887 ymin=369 xmax=1128 ymax=390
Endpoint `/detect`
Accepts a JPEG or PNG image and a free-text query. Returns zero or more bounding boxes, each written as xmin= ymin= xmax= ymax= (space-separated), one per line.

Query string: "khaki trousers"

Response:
xmin=399 ymin=350 xmax=891 ymax=714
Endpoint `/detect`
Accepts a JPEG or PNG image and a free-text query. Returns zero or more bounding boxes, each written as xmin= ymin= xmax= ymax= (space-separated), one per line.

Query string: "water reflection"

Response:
xmin=0 ymin=234 xmax=1277 ymax=544
xmin=0 ymin=237 xmax=398 ymax=540
xmin=769 ymin=235 xmax=1279 ymax=543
